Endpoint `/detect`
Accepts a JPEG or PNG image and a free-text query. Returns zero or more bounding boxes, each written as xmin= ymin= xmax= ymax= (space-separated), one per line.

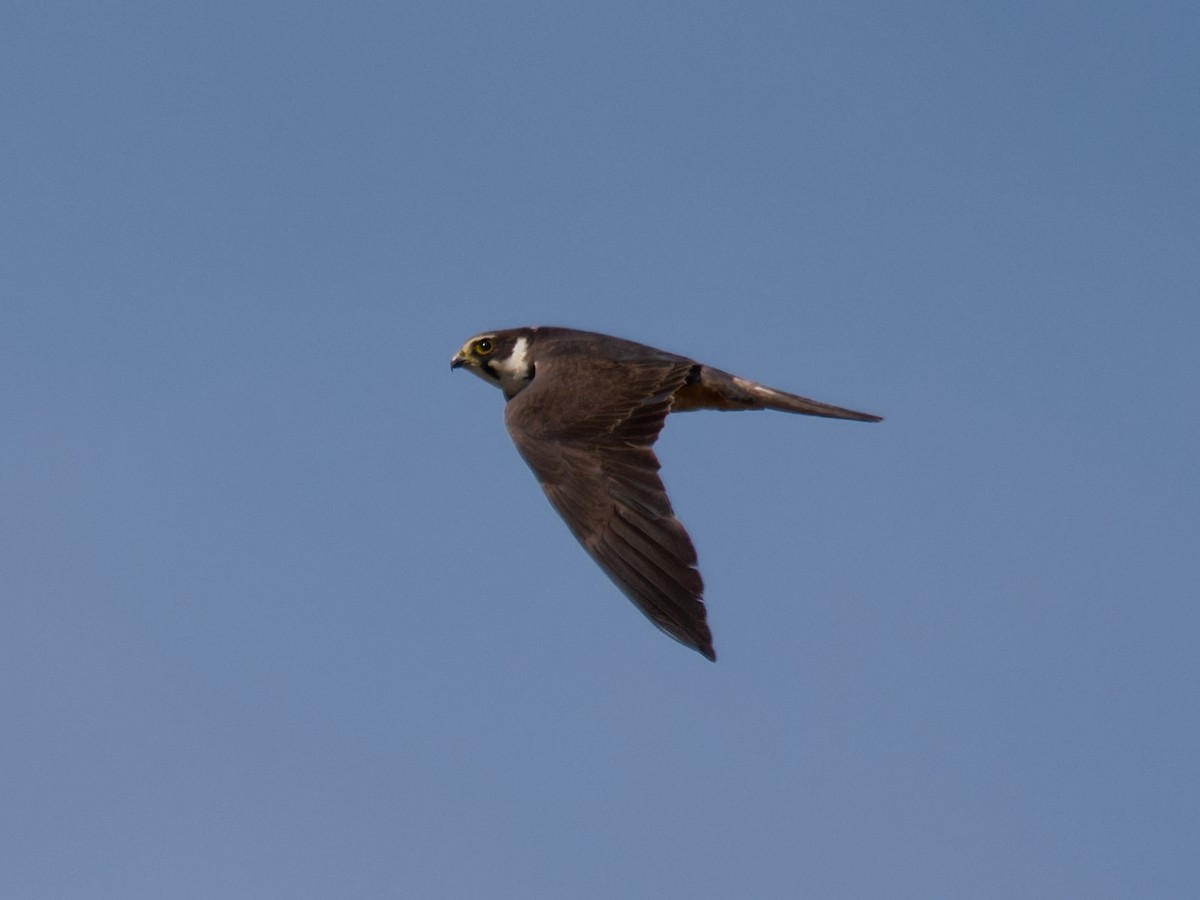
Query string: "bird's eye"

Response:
xmin=474 ymin=339 xmax=494 ymax=355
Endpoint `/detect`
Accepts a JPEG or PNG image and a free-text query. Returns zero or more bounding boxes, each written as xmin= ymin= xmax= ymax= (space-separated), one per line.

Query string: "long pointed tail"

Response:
xmin=745 ymin=382 xmax=883 ymax=421
xmin=673 ymin=365 xmax=882 ymax=422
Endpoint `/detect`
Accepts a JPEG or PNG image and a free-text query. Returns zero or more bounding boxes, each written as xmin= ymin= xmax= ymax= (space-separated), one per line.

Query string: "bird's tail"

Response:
xmin=672 ymin=366 xmax=882 ymax=422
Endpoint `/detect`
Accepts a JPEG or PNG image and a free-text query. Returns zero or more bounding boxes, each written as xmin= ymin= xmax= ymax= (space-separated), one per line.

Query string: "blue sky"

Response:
xmin=3 ymin=2 xmax=1197 ymax=897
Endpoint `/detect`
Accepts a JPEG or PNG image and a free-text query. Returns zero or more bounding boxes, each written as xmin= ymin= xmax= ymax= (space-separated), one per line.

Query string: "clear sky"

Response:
xmin=3 ymin=2 xmax=1197 ymax=898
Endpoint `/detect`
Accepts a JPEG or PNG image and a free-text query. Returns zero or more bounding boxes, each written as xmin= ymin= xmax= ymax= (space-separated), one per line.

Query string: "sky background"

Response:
xmin=3 ymin=2 xmax=1198 ymax=898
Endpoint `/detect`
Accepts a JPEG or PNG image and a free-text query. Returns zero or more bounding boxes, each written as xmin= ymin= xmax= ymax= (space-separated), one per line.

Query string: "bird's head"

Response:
xmin=451 ymin=329 xmax=536 ymax=398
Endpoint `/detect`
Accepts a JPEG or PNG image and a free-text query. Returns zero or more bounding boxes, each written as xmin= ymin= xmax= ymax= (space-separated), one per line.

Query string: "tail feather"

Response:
xmin=672 ymin=365 xmax=882 ymax=422
xmin=737 ymin=377 xmax=883 ymax=421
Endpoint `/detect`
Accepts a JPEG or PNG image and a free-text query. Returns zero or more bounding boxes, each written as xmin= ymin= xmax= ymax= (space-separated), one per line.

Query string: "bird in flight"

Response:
xmin=451 ymin=326 xmax=881 ymax=661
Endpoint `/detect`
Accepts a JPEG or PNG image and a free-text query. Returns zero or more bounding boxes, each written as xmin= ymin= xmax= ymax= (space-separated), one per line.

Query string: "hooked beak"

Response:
xmin=450 ymin=352 xmax=467 ymax=371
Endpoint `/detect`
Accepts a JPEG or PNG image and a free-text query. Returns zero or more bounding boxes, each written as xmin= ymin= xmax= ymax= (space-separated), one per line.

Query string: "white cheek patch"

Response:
xmin=504 ymin=340 xmax=528 ymax=374
xmin=494 ymin=336 xmax=529 ymax=378
xmin=491 ymin=336 xmax=533 ymax=394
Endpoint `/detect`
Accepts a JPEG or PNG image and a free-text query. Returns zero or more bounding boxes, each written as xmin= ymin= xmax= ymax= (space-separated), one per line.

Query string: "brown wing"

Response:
xmin=504 ymin=353 xmax=715 ymax=661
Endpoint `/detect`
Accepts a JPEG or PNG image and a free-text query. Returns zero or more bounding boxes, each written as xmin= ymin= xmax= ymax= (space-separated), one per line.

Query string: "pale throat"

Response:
xmin=491 ymin=335 xmax=534 ymax=396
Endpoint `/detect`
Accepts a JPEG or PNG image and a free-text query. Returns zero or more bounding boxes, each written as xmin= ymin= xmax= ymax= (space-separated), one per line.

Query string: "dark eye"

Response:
xmin=474 ymin=339 xmax=494 ymax=355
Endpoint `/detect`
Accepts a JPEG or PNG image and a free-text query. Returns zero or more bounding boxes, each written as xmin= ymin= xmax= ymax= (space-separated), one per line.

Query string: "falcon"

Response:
xmin=451 ymin=326 xmax=881 ymax=661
